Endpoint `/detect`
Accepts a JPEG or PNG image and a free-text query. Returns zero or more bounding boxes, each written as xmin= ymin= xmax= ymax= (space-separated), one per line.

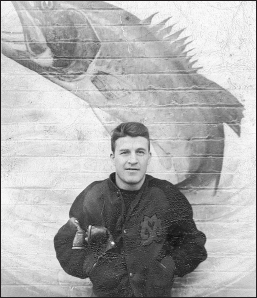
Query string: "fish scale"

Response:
xmin=1 ymin=1 xmax=244 ymax=189
xmin=88 ymin=90 xmax=243 ymax=107
xmin=91 ymin=74 xmax=224 ymax=90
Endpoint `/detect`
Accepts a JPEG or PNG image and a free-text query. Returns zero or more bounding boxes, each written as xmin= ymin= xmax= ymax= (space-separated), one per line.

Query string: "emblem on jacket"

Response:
xmin=140 ymin=215 xmax=162 ymax=246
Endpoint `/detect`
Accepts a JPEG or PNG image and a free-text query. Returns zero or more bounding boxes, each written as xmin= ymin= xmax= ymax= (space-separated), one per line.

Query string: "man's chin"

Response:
xmin=125 ymin=179 xmax=140 ymax=185
xmin=124 ymin=174 xmax=144 ymax=185
xmin=116 ymin=172 xmax=146 ymax=190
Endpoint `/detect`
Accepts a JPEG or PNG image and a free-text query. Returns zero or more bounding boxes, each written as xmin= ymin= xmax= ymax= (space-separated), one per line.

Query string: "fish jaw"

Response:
xmin=10 ymin=1 xmax=52 ymax=61
xmin=2 ymin=1 xmax=101 ymax=79
xmin=2 ymin=1 xmax=54 ymax=67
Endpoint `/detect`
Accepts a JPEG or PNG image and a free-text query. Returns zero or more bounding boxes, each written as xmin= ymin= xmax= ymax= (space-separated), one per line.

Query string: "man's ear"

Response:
xmin=110 ymin=152 xmax=115 ymax=164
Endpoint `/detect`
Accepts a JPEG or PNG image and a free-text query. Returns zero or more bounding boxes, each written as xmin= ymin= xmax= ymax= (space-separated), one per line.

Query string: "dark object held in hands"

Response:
xmin=86 ymin=225 xmax=116 ymax=251
xmin=71 ymin=218 xmax=116 ymax=251
xmin=86 ymin=225 xmax=109 ymax=245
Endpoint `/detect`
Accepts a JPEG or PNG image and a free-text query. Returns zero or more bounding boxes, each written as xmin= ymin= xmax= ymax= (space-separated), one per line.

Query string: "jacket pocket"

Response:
xmin=145 ymin=259 xmax=175 ymax=297
xmin=148 ymin=257 xmax=175 ymax=288
xmin=89 ymin=252 xmax=128 ymax=292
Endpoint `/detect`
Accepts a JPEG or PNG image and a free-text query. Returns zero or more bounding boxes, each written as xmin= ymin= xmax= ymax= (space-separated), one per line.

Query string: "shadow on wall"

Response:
xmin=1 ymin=1 xmax=256 ymax=297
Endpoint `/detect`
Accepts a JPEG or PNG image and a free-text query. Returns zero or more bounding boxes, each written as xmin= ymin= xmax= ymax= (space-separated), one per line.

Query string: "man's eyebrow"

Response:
xmin=119 ymin=148 xmax=147 ymax=152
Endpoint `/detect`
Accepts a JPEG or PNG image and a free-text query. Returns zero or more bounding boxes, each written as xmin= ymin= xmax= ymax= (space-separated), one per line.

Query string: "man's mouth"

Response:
xmin=126 ymin=169 xmax=140 ymax=171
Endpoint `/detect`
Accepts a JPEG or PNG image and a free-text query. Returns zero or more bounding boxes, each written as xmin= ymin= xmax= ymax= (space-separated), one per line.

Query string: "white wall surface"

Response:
xmin=1 ymin=1 xmax=256 ymax=297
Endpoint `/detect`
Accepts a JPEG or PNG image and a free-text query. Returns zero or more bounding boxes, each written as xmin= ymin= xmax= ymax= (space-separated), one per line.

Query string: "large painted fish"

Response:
xmin=1 ymin=1 xmax=244 ymax=190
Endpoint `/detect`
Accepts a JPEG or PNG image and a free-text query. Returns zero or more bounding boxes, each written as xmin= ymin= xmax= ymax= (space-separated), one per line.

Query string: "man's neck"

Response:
xmin=114 ymin=174 xmax=146 ymax=191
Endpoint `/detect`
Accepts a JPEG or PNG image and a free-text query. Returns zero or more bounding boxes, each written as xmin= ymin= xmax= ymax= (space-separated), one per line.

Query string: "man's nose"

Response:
xmin=128 ymin=153 xmax=138 ymax=164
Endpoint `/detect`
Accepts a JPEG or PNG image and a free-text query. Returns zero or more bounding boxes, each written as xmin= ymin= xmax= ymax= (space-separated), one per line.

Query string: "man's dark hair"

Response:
xmin=111 ymin=122 xmax=150 ymax=152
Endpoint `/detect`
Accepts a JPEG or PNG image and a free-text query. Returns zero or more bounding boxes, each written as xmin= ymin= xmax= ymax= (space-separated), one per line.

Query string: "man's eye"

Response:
xmin=41 ymin=1 xmax=54 ymax=10
xmin=29 ymin=1 xmax=36 ymax=7
xmin=138 ymin=151 xmax=145 ymax=155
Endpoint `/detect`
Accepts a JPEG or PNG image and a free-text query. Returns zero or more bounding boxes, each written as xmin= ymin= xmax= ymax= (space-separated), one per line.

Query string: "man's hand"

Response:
xmin=86 ymin=226 xmax=109 ymax=244
xmin=86 ymin=225 xmax=116 ymax=251
xmin=70 ymin=218 xmax=116 ymax=251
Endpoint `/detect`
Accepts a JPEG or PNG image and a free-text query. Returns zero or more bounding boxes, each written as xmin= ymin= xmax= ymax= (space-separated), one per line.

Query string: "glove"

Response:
xmin=86 ymin=225 xmax=116 ymax=251
xmin=71 ymin=217 xmax=86 ymax=249
xmin=71 ymin=218 xmax=116 ymax=252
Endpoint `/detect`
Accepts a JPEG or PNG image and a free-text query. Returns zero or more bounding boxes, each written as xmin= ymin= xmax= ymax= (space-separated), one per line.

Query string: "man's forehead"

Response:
xmin=115 ymin=136 xmax=149 ymax=149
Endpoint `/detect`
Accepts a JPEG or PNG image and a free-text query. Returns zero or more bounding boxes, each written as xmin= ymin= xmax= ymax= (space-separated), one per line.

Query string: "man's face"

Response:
xmin=111 ymin=136 xmax=152 ymax=191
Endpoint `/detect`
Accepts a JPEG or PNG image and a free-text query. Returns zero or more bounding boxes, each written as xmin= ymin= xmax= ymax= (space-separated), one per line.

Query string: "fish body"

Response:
xmin=1 ymin=1 xmax=244 ymax=189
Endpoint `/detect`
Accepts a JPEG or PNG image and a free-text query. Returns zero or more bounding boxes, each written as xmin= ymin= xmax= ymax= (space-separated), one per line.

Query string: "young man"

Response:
xmin=54 ymin=122 xmax=207 ymax=297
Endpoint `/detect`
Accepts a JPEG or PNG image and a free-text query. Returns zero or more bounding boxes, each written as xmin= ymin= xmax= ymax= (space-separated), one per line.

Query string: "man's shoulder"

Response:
xmin=147 ymin=175 xmax=193 ymax=216
xmin=76 ymin=177 xmax=109 ymax=201
xmin=147 ymin=175 xmax=176 ymax=190
xmin=69 ymin=178 xmax=110 ymax=224
xmin=147 ymin=175 xmax=188 ymax=201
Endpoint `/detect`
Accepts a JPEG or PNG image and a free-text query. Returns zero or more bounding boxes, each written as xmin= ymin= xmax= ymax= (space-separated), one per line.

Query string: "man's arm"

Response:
xmin=53 ymin=187 xmax=99 ymax=279
xmin=165 ymin=186 xmax=207 ymax=277
xmin=54 ymin=217 xmax=97 ymax=279
xmin=168 ymin=218 xmax=207 ymax=277
xmin=54 ymin=184 xmax=114 ymax=279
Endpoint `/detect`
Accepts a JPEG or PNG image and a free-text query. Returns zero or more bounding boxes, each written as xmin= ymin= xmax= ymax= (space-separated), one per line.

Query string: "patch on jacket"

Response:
xmin=140 ymin=214 xmax=162 ymax=246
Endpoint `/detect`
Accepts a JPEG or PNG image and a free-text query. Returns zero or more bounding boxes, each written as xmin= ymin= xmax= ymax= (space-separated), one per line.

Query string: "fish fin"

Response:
xmin=175 ymin=171 xmax=222 ymax=193
xmin=170 ymin=37 xmax=190 ymax=51
xmin=176 ymin=136 xmax=225 ymax=191
xmin=149 ymin=17 xmax=172 ymax=34
xmin=164 ymin=29 xmax=186 ymax=42
xmin=222 ymin=108 xmax=244 ymax=136
xmin=188 ymin=59 xmax=199 ymax=69
xmin=91 ymin=71 xmax=133 ymax=102
xmin=151 ymin=124 xmax=227 ymax=190
xmin=156 ymin=24 xmax=177 ymax=39
xmin=152 ymin=142 xmax=173 ymax=170
xmin=146 ymin=15 xmax=201 ymax=72
xmin=140 ymin=13 xmax=159 ymax=25
xmin=193 ymin=76 xmax=245 ymax=136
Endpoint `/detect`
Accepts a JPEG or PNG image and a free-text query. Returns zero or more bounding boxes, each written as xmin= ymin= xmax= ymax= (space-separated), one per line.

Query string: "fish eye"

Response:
xmin=41 ymin=1 xmax=54 ymax=10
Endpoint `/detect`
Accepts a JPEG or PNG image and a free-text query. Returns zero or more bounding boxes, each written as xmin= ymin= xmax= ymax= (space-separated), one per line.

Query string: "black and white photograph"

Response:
xmin=1 ymin=1 xmax=256 ymax=297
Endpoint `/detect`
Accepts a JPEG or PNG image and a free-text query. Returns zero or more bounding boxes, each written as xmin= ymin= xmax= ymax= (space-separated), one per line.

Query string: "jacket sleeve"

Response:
xmin=166 ymin=186 xmax=207 ymax=277
xmin=53 ymin=186 xmax=99 ymax=279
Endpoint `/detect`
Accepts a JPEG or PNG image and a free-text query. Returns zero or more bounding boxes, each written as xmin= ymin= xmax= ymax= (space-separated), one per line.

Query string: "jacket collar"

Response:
xmin=107 ymin=173 xmax=153 ymax=219
xmin=107 ymin=172 xmax=120 ymax=192
xmin=107 ymin=172 xmax=151 ymax=193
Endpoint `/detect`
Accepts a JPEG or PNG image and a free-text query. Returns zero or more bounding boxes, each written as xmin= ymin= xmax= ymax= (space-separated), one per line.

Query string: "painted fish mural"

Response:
xmin=2 ymin=2 xmax=256 ymax=298
xmin=1 ymin=0 xmax=244 ymax=191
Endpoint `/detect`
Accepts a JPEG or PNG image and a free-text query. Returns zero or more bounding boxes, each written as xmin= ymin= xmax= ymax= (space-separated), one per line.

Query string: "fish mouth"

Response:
xmin=1 ymin=1 xmax=27 ymax=53
xmin=2 ymin=1 xmax=53 ymax=66
xmin=1 ymin=31 xmax=27 ymax=52
xmin=2 ymin=1 xmax=101 ymax=78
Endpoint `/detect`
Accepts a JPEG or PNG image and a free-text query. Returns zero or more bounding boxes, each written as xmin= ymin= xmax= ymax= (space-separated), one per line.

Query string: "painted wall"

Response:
xmin=1 ymin=1 xmax=256 ymax=297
